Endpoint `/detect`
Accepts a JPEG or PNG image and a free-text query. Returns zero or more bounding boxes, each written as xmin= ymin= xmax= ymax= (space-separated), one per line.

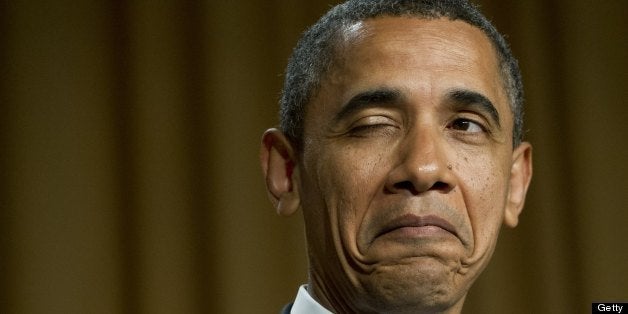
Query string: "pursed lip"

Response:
xmin=375 ymin=214 xmax=459 ymax=239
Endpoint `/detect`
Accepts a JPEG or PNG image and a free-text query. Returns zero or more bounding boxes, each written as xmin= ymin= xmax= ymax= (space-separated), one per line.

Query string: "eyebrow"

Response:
xmin=446 ymin=89 xmax=501 ymax=128
xmin=334 ymin=88 xmax=403 ymax=122
xmin=334 ymin=87 xmax=502 ymax=129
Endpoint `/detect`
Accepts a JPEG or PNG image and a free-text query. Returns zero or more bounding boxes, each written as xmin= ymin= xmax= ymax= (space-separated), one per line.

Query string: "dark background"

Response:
xmin=1 ymin=0 xmax=626 ymax=313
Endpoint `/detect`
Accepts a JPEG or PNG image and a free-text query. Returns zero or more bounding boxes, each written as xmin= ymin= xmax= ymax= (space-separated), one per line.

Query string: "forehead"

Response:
xmin=331 ymin=16 xmax=502 ymax=86
xmin=339 ymin=16 xmax=496 ymax=54
xmin=309 ymin=16 xmax=510 ymax=121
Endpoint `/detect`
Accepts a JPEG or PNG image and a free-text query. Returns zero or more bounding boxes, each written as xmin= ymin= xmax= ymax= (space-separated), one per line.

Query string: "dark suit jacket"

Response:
xmin=280 ymin=303 xmax=293 ymax=314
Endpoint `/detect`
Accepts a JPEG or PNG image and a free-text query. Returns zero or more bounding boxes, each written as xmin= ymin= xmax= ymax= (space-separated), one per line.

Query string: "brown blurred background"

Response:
xmin=1 ymin=0 xmax=626 ymax=313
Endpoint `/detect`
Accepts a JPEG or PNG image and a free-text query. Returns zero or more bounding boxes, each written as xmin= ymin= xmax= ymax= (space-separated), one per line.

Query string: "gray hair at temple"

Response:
xmin=279 ymin=0 xmax=524 ymax=148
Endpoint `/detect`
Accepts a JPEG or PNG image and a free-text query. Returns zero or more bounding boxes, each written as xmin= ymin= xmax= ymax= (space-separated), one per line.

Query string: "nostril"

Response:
xmin=388 ymin=181 xmax=451 ymax=195
xmin=393 ymin=181 xmax=413 ymax=190
xmin=431 ymin=181 xmax=451 ymax=192
xmin=391 ymin=181 xmax=420 ymax=195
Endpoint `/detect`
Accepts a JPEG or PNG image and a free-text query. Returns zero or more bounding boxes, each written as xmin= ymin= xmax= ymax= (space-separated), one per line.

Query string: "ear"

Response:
xmin=260 ymin=128 xmax=300 ymax=216
xmin=503 ymin=142 xmax=533 ymax=228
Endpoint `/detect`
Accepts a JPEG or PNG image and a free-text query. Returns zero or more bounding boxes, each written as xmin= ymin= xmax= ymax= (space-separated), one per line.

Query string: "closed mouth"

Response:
xmin=376 ymin=214 xmax=459 ymax=239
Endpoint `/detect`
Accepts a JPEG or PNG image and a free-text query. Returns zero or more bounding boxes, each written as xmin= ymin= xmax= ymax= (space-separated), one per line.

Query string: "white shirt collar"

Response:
xmin=291 ymin=285 xmax=333 ymax=314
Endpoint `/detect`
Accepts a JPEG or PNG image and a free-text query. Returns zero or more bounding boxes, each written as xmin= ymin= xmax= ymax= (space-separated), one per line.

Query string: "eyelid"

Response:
xmin=349 ymin=115 xmax=397 ymax=128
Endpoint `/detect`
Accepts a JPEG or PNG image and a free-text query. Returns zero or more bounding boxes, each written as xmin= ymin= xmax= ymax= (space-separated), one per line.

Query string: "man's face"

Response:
xmin=291 ymin=17 xmax=531 ymax=312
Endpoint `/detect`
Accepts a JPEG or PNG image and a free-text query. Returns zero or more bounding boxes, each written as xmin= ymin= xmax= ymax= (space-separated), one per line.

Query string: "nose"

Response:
xmin=385 ymin=126 xmax=456 ymax=195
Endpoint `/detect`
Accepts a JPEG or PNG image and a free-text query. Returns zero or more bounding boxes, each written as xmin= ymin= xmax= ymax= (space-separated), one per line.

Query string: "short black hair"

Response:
xmin=279 ymin=0 xmax=524 ymax=148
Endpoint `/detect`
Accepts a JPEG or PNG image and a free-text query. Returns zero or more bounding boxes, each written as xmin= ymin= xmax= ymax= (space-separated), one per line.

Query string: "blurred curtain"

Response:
xmin=1 ymin=1 xmax=626 ymax=313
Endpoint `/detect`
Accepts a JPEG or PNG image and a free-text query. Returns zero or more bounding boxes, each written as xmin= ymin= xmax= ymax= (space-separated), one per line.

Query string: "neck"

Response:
xmin=307 ymin=278 xmax=467 ymax=314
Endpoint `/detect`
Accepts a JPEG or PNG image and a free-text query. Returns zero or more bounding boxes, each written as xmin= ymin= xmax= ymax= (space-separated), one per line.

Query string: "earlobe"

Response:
xmin=260 ymin=128 xmax=301 ymax=216
xmin=503 ymin=142 xmax=533 ymax=228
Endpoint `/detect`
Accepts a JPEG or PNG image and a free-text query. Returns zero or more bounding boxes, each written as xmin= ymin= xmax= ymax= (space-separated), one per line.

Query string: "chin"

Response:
xmin=358 ymin=257 xmax=468 ymax=313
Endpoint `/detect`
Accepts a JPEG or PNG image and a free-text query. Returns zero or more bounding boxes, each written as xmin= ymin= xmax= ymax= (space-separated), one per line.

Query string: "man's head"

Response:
xmin=261 ymin=0 xmax=532 ymax=313
xmin=279 ymin=0 xmax=525 ymax=150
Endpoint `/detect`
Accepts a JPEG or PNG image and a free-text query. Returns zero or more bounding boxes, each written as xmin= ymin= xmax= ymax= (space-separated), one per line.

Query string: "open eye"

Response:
xmin=448 ymin=118 xmax=486 ymax=133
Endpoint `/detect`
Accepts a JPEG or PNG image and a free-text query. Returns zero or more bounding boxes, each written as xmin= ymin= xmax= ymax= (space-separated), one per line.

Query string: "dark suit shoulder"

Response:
xmin=280 ymin=302 xmax=293 ymax=314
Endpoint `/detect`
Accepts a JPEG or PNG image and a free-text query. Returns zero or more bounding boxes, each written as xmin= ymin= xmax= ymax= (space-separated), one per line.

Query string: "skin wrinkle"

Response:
xmin=465 ymin=154 xmax=508 ymax=270
xmin=355 ymin=152 xmax=386 ymax=258
xmin=458 ymin=167 xmax=485 ymax=269
xmin=309 ymin=149 xmax=368 ymax=312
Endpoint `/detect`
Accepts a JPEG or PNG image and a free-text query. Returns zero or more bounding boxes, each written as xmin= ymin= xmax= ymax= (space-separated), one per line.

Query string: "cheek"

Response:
xmin=456 ymin=153 xmax=510 ymax=239
xmin=314 ymin=146 xmax=389 ymax=239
